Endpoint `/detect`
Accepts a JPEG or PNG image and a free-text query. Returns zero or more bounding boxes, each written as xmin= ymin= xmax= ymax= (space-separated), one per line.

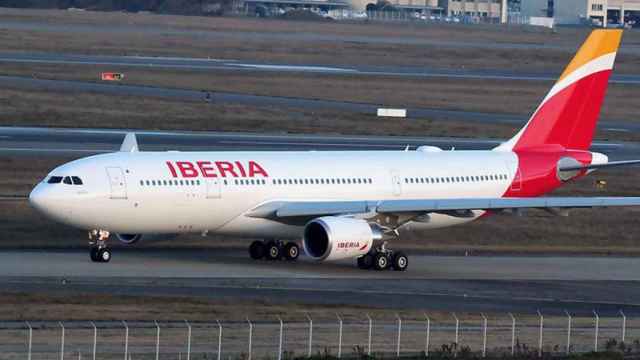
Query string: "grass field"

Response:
xmin=1 ymin=8 xmax=640 ymax=74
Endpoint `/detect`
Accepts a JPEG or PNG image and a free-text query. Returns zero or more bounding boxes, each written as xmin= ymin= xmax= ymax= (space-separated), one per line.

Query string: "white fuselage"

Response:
xmin=30 ymin=149 xmax=519 ymax=239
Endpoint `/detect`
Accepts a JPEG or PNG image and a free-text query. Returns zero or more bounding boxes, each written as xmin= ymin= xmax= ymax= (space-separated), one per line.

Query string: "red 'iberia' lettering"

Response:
xmin=165 ymin=160 xmax=269 ymax=178
xmin=196 ymin=161 xmax=217 ymax=178
xmin=176 ymin=161 xmax=198 ymax=178
xmin=248 ymin=161 xmax=268 ymax=177
xmin=166 ymin=161 xmax=178 ymax=178
xmin=215 ymin=161 xmax=238 ymax=178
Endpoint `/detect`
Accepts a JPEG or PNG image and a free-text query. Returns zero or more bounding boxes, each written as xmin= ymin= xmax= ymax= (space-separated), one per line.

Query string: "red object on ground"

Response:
xmin=101 ymin=72 xmax=124 ymax=81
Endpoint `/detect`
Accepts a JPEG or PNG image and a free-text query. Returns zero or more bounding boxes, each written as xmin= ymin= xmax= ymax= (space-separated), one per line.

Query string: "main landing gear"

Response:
xmin=357 ymin=242 xmax=408 ymax=271
xmin=89 ymin=229 xmax=112 ymax=263
xmin=249 ymin=240 xmax=300 ymax=261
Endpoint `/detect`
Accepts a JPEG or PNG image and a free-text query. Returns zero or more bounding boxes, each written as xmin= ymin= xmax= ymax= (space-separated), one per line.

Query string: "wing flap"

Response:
xmin=275 ymin=201 xmax=373 ymax=217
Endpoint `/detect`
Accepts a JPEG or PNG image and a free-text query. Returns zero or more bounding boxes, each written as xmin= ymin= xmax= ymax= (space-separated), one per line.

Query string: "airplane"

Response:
xmin=29 ymin=29 xmax=640 ymax=271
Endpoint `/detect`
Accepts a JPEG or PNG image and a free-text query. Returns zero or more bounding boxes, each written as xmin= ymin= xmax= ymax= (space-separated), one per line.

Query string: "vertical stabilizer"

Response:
xmin=496 ymin=30 xmax=623 ymax=152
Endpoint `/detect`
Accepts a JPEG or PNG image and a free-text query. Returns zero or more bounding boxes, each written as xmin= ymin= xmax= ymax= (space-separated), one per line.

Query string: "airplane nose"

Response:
xmin=29 ymin=183 xmax=75 ymax=224
xmin=29 ymin=184 xmax=62 ymax=218
xmin=28 ymin=184 xmax=48 ymax=212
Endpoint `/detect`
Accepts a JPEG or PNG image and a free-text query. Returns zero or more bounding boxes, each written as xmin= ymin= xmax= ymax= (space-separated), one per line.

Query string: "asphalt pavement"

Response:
xmin=2 ymin=52 xmax=640 ymax=83
xmin=1 ymin=126 xmax=638 ymax=159
xmin=1 ymin=249 xmax=639 ymax=315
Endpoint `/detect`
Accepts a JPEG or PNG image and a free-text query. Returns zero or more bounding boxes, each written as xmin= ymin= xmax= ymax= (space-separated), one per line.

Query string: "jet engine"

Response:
xmin=303 ymin=217 xmax=382 ymax=261
xmin=116 ymin=233 xmax=143 ymax=244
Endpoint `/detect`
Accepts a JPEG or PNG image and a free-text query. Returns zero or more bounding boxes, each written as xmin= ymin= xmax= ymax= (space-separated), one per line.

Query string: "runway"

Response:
xmin=2 ymin=52 xmax=640 ymax=84
xmin=1 ymin=249 xmax=639 ymax=315
xmin=2 ymin=126 xmax=639 ymax=159
xmin=3 ymin=75 xmax=640 ymax=135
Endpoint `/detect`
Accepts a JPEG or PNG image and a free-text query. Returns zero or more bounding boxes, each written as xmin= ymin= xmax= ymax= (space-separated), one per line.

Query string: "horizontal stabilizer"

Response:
xmin=559 ymin=159 xmax=640 ymax=171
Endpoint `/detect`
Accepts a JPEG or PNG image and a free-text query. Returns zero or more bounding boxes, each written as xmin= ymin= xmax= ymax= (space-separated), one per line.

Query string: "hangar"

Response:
xmin=521 ymin=0 xmax=640 ymax=26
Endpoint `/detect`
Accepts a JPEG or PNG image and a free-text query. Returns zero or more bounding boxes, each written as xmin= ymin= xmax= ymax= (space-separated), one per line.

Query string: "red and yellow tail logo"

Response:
xmin=497 ymin=30 xmax=623 ymax=152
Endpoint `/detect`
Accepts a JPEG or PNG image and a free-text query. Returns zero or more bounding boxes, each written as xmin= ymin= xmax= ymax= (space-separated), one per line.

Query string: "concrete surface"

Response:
xmin=1 ymin=249 xmax=639 ymax=315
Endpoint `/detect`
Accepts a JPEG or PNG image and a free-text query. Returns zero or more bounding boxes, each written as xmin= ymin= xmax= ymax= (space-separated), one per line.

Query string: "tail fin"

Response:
xmin=496 ymin=30 xmax=623 ymax=152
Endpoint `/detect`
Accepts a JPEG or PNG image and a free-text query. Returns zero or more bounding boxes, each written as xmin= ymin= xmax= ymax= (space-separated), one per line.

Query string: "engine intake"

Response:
xmin=303 ymin=217 xmax=382 ymax=261
xmin=116 ymin=233 xmax=142 ymax=244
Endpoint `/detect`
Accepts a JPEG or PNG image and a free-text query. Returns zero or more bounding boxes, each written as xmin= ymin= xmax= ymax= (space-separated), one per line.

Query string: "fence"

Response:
xmin=1 ymin=311 xmax=639 ymax=360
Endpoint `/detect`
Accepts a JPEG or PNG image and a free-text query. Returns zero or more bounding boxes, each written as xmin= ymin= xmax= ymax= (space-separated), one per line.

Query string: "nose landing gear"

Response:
xmin=357 ymin=242 xmax=408 ymax=271
xmin=249 ymin=240 xmax=300 ymax=261
xmin=89 ymin=230 xmax=112 ymax=263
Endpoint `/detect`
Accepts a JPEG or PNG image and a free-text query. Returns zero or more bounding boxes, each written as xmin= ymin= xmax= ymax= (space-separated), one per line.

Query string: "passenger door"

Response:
xmin=390 ymin=171 xmax=402 ymax=196
xmin=106 ymin=167 xmax=127 ymax=199
xmin=206 ymin=178 xmax=222 ymax=199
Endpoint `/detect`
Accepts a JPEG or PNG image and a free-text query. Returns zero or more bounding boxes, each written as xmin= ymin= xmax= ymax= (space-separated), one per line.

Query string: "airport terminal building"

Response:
xmin=521 ymin=0 xmax=640 ymax=25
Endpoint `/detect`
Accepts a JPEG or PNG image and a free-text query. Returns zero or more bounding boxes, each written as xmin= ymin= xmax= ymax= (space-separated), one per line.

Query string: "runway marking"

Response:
xmin=203 ymin=284 xmax=640 ymax=307
xmin=126 ymin=55 xmax=232 ymax=62
xmin=231 ymin=63 xmax=358 ymax=73
xmin=0 ymin=147 xmax=109 ymax=153
xmin=604 ymin=128 xmax=631 ymax=133
xmin=217 ymin=140 xmax=407 ymax=148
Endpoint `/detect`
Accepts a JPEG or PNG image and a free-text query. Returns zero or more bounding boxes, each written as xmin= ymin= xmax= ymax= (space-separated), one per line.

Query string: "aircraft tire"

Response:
xmin=98 ymin=248 xmax=112 ymax=263
xmin=265 ymin=241 xmax=282 ymax=261
xmin=249 ymin=241 xmax=266 ymax=260
xmin=357 ymin=254 xmax=374 ymax=269
xmin=90 ymin=247 xmax=100 ymax=262
xmin=284 ymin=242 xmax=300 ymax=261
xmin=373 ymin=253 xmax=389 ymax=271
xmin=392 ymin=252 xmax=409 ymax=271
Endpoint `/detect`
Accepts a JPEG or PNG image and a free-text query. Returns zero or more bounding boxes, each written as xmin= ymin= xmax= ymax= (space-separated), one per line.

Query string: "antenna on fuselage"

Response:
xmin=120 ymin=132 xmax=139 ymax=152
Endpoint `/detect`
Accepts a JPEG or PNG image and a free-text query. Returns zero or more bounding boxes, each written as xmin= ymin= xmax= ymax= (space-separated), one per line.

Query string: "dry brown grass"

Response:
xmin=0 ymin=87 xmax=521 ymax=137
xmin=1 ymin=8 xmax=640 ymax=73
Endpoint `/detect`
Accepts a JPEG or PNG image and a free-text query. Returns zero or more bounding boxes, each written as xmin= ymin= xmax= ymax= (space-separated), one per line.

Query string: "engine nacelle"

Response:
xmin=303 ymin=217 xmax=382 ymax=261
xmin=116 ymin=233 xmax=143 ymax=245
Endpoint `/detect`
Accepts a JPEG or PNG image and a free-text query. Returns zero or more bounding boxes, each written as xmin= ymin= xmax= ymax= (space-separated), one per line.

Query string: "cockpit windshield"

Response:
xmin=47 ymin=176 xmax=63 ymax=184
xmin=48 ymin=176 xmax=83 ymax=185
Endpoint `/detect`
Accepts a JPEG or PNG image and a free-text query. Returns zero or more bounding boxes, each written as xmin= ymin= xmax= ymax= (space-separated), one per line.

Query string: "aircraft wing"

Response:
xmin=248 ymin=197 xmax=640 ymax=220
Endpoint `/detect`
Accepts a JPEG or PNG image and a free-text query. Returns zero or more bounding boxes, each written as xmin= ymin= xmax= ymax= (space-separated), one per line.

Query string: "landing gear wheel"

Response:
xmin=284 ymin=242 xmax=300 ymax=261
xmin=373 ymin=253 xmax=389 ymax=271
xmin=392 ymin=252 xmax=409 ymax=271
xmin=357 ymin=254 xmax=374 ymax=269
xmin=98 ymin=248 xmax=112 ymax=263
xmin=249 ymin=241 xmax=266 ymax=260
xmin=265 ymin=241 xmax=281 ymax=261
xmin=90 ymin=247 xmax=100 ymax=262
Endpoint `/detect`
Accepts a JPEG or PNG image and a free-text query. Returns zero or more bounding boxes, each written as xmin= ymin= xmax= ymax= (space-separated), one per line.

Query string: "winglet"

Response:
xmin=120 ymin=133 xmax=139 ymax=152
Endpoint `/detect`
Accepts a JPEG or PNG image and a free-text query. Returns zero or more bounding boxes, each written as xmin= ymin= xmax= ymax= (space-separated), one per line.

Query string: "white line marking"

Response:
xmin=232 ymin=63 xmax=357 ymax=73
xmin=217 ymin=140 xmax=404 ymax=148
xmin=0 ymin=147 xmax=109 ymax=153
